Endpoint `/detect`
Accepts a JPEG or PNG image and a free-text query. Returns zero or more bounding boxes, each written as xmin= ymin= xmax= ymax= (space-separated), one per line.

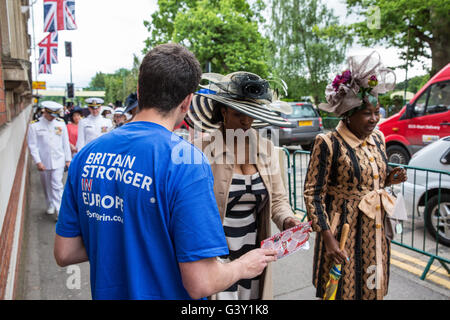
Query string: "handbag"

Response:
xmin=385 ymin=193 xmax=408 ymax=240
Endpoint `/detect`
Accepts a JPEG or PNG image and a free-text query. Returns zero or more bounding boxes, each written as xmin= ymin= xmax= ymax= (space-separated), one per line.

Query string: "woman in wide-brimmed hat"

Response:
xmin=304 ymin=51 xmax=407 ymax=300
xmin=188 ymin=71 xmax=301 ymax=300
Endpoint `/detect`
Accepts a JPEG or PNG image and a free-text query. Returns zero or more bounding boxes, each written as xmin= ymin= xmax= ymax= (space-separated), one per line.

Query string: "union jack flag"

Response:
xmin=38 ymin=32 xmax=58 ymax=65
xmin=39 ymin=61 xmax=52 ymax=74
xmin=43 ymin=0 xmax=77 ymax=32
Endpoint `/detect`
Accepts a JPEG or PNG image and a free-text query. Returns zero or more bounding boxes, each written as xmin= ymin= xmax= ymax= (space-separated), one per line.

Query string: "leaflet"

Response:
xmin=261 ymin=221 xmax=312 ymax=259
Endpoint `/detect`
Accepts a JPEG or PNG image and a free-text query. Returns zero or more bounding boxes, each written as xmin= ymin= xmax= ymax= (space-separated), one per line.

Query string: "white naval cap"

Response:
xmin=85 ymin=97 xmax=104 ymax=108
xmin=41 ymin=100 xmax=64 ymax=111
xmin=101 ymin=106 xmax=113 ymax=113
xmin=113 ymin=107 xmax=126 ymax=115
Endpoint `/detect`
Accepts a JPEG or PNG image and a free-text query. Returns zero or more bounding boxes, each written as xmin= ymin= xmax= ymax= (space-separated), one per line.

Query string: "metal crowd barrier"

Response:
xmin=281 ymin=148 xmax=450 ymax=281
xmin=388 ymin=163 xmax=450 ymax=280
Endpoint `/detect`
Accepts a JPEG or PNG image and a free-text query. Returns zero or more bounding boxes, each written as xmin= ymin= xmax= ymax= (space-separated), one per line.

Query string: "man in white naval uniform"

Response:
xmin=27 ymin=101 xmax=72 ymax=215
xmin=76 ymin=97 xmax=113 ymax=151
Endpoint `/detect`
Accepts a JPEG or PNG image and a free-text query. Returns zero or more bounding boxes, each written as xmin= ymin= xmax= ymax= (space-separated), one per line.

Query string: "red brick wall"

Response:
xmin=0 ymin=28 xmax=31 ymax=127
xmin=0 ymin=136 xmax=29 ymax=299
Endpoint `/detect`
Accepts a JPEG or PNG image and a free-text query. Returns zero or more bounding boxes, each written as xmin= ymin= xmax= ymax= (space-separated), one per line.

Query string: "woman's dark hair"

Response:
xmin=210 ymin=101 xmax=229 ymax=124
xmin=69 ymin=109 xmax=82 ymax=123
xmin=138 ymin=43 xmax=202 ymax=115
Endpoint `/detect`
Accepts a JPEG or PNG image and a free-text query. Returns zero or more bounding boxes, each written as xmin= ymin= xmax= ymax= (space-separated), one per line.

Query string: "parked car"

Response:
xmin=263 ymin=102 xmax=323 ymax=149
xmin=378 ymin=63 xmax=450 ymax=164
xmin=402 ymin=136 xmax=450 ymax=246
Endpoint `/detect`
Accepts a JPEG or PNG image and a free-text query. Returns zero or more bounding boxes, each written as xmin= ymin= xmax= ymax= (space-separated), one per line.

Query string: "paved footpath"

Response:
xmin=15 ymin=167 xmax=91 ymax=299
xmin=272 ymin=222 xmax=450 ymax=300
xmin=14 ymin=167 xmax=450 ymax=300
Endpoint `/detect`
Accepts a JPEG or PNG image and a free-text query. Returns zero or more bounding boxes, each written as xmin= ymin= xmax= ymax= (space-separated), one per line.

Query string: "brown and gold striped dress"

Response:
xmin=304 ymin=120 xmax=391 ymax=300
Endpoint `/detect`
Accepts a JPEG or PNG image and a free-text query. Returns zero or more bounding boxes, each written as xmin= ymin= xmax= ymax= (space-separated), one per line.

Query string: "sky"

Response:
xmin=29 ymin=0 xmax=158 ymax=89
xmin=28 ymin=0 xmax=430 ymax=91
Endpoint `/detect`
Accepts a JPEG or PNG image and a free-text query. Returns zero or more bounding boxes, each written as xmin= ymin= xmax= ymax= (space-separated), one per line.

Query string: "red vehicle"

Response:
xmin=378 ymin=63 xmax=450 ymax=164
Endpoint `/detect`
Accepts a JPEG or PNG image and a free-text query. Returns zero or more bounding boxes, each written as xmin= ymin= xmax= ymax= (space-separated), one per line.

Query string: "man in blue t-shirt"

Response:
xmin=54 ymin=43 xmax=277 ymax=300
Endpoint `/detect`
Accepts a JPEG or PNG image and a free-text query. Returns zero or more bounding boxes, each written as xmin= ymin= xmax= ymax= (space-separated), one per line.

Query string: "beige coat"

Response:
xmin=193 ymin=128 xmax=294 ymax=299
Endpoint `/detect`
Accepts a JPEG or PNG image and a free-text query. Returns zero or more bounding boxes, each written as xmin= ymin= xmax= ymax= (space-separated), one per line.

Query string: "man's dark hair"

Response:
xmin=138 ymin=43 xmax=202 ymax=115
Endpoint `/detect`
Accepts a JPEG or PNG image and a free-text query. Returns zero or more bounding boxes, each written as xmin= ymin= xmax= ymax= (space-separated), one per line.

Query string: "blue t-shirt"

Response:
xmin=56 ymin=121 xmax=229 ymax=300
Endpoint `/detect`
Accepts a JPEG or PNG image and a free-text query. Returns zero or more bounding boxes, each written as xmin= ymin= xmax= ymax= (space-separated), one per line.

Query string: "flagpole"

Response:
xmin=30 ymin=0 xmax=39 ymax=96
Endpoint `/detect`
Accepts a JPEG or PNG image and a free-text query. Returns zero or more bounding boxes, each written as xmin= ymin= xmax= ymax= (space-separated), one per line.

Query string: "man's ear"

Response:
xmin=180 ymin=93 xmax=193 ymax=113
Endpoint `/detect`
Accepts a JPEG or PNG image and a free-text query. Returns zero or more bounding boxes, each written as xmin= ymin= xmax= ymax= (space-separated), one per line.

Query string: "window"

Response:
xmin=425 ymin=81 xmax=450 ymax=115
xmin=440 ymin=147 xmax=450 ymax=165
xmin=283 ymin=104 xmax=317 ymax=118
xmin=413 ymin=90 xmax=428 ymax=115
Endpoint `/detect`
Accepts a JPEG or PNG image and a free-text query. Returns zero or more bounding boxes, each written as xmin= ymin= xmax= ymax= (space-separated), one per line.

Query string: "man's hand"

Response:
xmin=36 ymin=162 xmax=46 ymax=171
xmin=283 ymin=216 xmax=301 ymax=230
xmin=235 ymin=248 xmax=277 ymax=279
xmin=179 ymin=248 xmax=277 ymax=299
xmin=65 ymin=161 xmax=71 ymax=169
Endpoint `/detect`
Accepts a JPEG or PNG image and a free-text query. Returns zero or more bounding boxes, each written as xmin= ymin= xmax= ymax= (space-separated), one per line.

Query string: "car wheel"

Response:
xmin=387 ymin=145 xmax=410 ymax=165
xmin=424 ymin=194 xmax=450 ymax=247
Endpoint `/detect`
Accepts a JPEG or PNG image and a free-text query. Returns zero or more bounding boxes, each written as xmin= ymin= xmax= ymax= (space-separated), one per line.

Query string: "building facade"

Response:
xmin=0 ymin=0 xmax=33 ymax=299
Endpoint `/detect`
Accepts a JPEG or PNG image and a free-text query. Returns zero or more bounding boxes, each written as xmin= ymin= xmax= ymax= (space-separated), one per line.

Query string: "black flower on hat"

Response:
xmin=228 ymin=73 xmax=271 ymax=100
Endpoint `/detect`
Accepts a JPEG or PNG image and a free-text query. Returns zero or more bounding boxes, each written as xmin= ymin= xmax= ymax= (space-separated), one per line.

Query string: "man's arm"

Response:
xmin=76 ymin=120 xmax=85 ymax=151
xmin=179 ymin=248 xmax=277 ymax=300
xmin=27 ymin=125 xmax=42 ymax=166
xmin=54 ymin=234 xmax=89 ymax=267
xmin=62 ymin=124 xmax=72 ymax=164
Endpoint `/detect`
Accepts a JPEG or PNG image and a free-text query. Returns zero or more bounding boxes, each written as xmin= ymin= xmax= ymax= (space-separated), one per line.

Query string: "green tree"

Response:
xmin=87 ymin=72 xmax=107 ymax=90
xmin=346 ymin=0 xmax=450 ymax=76
xmin=143 ymin=0 xmax=269 ymax=76
xmin=87 ymin=55 xmax=140 ymax=105
xmin=268 ymin=0 xmax=352 ymax=105
xmin=395 ymin=73 xmax=430 ymax=94
xmin=143 ymin=0 xmax=198 ymax=51
xmin=172 ymin=0 xmax=269 ymax=76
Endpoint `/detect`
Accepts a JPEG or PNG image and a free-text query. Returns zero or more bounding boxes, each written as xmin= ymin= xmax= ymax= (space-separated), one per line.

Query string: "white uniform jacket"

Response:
xmin=27 ymin=117 xmax=72 ymax=169
xmin=76 ymin=114 xmax=113 ymax=150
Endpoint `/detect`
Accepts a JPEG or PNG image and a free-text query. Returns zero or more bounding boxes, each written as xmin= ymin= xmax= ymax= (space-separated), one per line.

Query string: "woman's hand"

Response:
xmin=283 ymin=216 xmax=301 ymax=230
xmin=386 ymin=167 xmax=407 ymax=186
xmin=322 ymin=230 xmax=348 ymax=264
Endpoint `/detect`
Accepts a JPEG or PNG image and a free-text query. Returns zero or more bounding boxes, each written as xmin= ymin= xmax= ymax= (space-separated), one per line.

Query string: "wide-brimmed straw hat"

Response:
xmin=186 ymin=72 xmax=295 ymax=132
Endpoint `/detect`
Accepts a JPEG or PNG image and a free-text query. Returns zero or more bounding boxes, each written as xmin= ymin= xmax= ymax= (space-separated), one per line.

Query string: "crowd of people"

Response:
xmin=28 ymin=96 xmax=137 ymax=217
xmin=27 ymin=43 xmax=408 ymax=301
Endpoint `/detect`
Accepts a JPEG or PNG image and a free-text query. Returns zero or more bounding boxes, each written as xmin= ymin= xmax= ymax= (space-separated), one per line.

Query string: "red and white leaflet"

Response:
xmin=261 ymin=221 xmax=312 ymax=259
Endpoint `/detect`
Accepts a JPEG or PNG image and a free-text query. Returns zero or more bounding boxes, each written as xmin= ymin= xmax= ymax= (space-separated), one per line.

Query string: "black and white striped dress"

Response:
xmin=216 ymin=172 xmax=268 ymax=300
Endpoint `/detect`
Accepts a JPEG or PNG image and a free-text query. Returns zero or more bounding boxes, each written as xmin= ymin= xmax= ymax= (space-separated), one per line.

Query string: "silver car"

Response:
xmin=402 ymin=136 xmax=450 ymax=246
xmin=263 ymin=102 xmax=323 ymax=149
